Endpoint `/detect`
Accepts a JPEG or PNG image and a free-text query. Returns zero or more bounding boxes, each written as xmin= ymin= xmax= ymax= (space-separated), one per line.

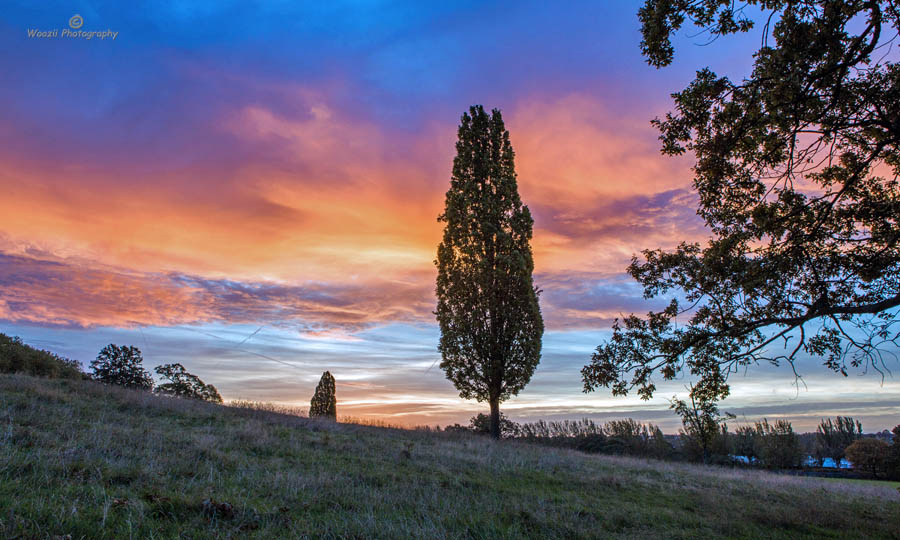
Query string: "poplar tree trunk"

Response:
xmin=489 ymin=398 xmax=501 ymax=440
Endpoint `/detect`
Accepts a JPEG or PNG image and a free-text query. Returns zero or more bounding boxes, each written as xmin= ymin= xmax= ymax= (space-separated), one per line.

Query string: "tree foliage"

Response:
xmin=814 ymin=416 xmax=862 ymax=466
xmin=733 ymin=425 xmax=760 ymax=464
xmin=733 ymin=419 xmax=803 ymax=468
xmin=753 ymin=418 xmax=804 ymax=469
xmin=584 ymin=1 xmax=900 ymax=404
xmin=309 ymin=371 xmax=337 ymax=420
xmin=888 ymin=424 xmax=900 ymax=479
xmin=435 ymin=105 xmax=544 ymax=439
xmin=671 ymin=388 xmax=734 ymax=463
xmin=90 ymin=344 xmax=153 ymax=390
xmin=845 ymin=437 xmax=891 ymax=478
xmin=516 ymin=418 xmax=673 ymax=458
xmin=154 ymin=363 xmax=222 ymax=403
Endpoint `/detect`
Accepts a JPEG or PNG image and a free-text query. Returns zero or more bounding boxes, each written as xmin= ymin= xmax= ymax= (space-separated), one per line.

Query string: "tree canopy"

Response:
xmin=584 ymin=1 xmax=900 ymax=404
xmin=671 ymin=389 xmax=734 ymax=463
xmin=90 ymin=344 xmax=154 ymax=390
xmin=436 ymin=105 xmax=543 ymax=439
xmin=154 ymin=363 xmax=222 ymax=403
xmin=815 ymin=416 xmax=862 ymax=465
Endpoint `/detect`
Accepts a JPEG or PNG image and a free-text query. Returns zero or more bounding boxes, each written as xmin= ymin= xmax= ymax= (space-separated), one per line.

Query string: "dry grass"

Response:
xmin=1 ymin=374 xmax=898 ymax=539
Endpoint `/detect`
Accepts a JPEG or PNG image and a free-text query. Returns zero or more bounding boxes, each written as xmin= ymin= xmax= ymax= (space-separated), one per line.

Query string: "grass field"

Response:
xmin=2 ymin=374 xmax=898 ymax=539
xmin=822 ymin=476 xmax=900 ymax=491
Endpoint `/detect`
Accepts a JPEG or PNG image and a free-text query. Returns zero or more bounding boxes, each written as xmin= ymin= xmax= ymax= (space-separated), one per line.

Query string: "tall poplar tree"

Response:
xmin=435 ymin=105 xmax=543 ymax=440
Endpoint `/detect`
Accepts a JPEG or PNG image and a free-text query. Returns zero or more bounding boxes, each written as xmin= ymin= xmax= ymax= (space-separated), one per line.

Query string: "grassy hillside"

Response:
xmin=1 ymin=375 xmax=898 ymax=539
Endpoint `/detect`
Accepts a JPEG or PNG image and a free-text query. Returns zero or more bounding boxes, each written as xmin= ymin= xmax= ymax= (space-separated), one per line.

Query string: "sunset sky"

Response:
xmin=2 ymin=1 xmax=898 ymax=431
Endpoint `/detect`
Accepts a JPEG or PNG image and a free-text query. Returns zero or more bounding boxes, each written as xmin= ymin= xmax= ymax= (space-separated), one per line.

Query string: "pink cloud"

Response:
xmin=0 ymin=91 xmax=706 ymax=331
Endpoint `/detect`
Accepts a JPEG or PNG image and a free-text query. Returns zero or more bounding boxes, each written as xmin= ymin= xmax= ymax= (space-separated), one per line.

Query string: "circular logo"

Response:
xmin=68 ymin=14 xmax=83 ymax=29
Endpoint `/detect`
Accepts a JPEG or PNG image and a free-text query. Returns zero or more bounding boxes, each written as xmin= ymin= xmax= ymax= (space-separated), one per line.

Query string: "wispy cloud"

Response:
xmin=0 ymin=253 xmax=433 ymax=331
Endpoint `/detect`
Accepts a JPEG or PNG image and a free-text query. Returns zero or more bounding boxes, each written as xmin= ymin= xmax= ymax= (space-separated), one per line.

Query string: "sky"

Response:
xmin=1 ymin=1 xmax=898 ymax=432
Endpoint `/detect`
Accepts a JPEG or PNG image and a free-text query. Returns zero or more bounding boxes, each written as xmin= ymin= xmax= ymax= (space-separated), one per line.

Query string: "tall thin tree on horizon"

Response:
xmin=309 ymin=371 xmax=337 ymax=420
xmin=435 ymin=104 xmax=543 ymax=440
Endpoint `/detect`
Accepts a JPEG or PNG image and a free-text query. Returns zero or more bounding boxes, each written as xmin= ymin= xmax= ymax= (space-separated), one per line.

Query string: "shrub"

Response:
xmin=469 ymin=412 xmax=521 ymax=438
xmin=0 ymin=333 xmax=84 ymax=379
xmin=154 ymin=363 xmax=222 ymax=402
xmin=442 ymin=423 xmax=472 ymax=435
xmin=845 ymin=438 xmax=890 ymax=478
xmin=309 ymin=371 xmax=336 ymax=420
xmin=90 ymin=344 xmax=153 ymax=390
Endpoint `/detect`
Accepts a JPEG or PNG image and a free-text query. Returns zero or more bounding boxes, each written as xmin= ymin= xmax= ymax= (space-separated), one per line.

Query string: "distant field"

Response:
xmin=821 ymin=476 xmax=900 ymax=491
xmin=1 ymin=375 xmax=898 ymax=539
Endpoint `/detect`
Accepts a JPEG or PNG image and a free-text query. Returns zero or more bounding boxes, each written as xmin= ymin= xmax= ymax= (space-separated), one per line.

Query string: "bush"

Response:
xmin=0 ymin=333 xmax=84 ymax=379
xmin=154 ymin=363 xmax=222 ymax=402
xmin=845 ymin=438 xmax=890 ymax=478
xmin=90 ymin=344 xmax=153 ymax=390
xmin=469 ymin=412 xmax=521 ymax=438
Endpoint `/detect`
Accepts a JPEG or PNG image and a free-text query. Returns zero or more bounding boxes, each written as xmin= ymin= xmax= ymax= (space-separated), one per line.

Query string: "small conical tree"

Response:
xmin=435 ymin=105 xmax=544 ymax=440
xmin=309 ymin=371 xmax=336 ymax=420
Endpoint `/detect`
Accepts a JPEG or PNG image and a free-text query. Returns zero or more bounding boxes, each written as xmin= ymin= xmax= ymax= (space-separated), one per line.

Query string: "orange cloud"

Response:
xmin=0 ymin=92 xmax=705 ymax=330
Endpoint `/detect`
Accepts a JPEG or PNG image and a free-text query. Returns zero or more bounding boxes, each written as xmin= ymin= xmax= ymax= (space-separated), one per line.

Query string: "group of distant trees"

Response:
xmin=0 ymin=333 xmax=222 ymax=403
xmin=2 ymin=331 xmax=342 ymax=418
xmin=451 ymin=411 xmax=900 ymax=479
xmin=448 ymin=415 xmax=673 ymax=459
xmin=676 ymin=412 xmax=900 ymax=478
xmin=89 ymin=343 xmax=222 ymax=403
xmin=731 ymin=420 xmax=805 ymax=469
xmin=812 ymin=417 xmax=863 ymax=467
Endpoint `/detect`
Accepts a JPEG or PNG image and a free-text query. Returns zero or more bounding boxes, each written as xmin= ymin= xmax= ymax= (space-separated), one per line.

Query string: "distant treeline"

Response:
xmin=448 ymin=413 xmax=900 ymax=480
